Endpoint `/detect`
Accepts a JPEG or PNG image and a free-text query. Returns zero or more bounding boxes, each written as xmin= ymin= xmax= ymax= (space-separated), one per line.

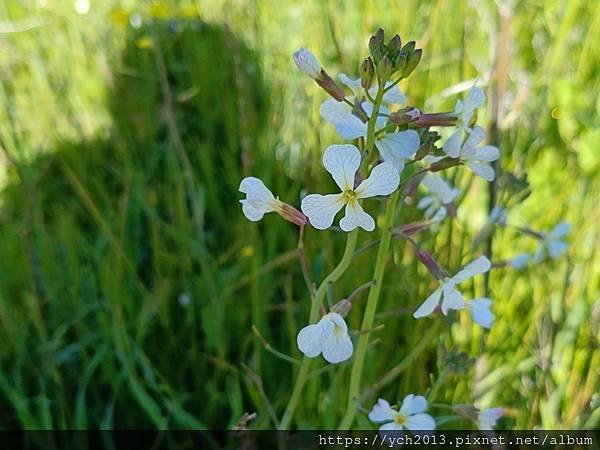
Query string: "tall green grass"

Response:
xmin=0 ymin=0 xmax=598 ymax=430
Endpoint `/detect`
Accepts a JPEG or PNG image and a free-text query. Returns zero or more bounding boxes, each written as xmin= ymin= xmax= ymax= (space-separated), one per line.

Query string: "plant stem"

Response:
xmin=338 ymin=190 xmax=399 ymax=429
xmin=279 ymin=229 xmax=358 ymax=429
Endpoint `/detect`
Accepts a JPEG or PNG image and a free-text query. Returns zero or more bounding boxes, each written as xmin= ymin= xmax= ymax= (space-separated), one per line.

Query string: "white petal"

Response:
xmin=297 ymin=316 xmax=333 ymax=357
xmin=549 ymin=222 xmax=571 ymax=239
xmin=320 ymin=99 xmax=352 ymax=124
xmin=334 ymin=115 xmax=368 ymax=140
xmin=466 ymin=162 xmax=495 ymax=181
xmin=422 ymin=174 xmax=458 ymax=204
xmin=321 ymin=314 xmax=353 ymax=364
xmin=430 ymin=206 xmax=448 ymax=222
xmin=380 ymin=422 xmax=404 ymax=431
xmin=464 ymin=86 xmax=485 ymax=111
xmin=547 ymin=240 xmax=568 ymax=259
xmin=339 ymin=73 xmax=362 ymax=91
xmin=478 ymin=407 xmax=504 ymax=430
xmin=323 ymin=144 xmax=362 ymax=191
xmin=443 ymin=130 xmax=462 ymax=158
xmin=381 ymin=83 xmax=407 ymax=104
xmin=339 ymin=202 xmax=375 ymax=232
xmin=292 ymin=48 xmax=321 ymax=79
xmin=405 ymin=413 xmax=436 ymax=431
xmin=356 ymin=162 xmax=400 ymax=198
xmin=476 ymin=145 xmax=500 ymax=162
xmin=413 ymin=288 xmax=442 ymax=318
xmin=464 ymin=125 xmax=486 ymax=149
xmin=376 ymin=130 xmax=420 ymax=172
xmin=469 ymin=298 xmax=494 ymax=328
xmin=369 ymin=399 xmax=397 ymax=423
xmin=399 ymin=394 xmax=428 ymax=415
xmin=451 ymin=256 xmax=491 ymax=283
xmin=328 ymin=312 xmax=348 ymax=332
xmin=440 ymin=284 xmax=466 ymax=314
xmin=416 ymin=196 xmax=434 ymax=210
xmin=509 ymin=253 xmax=530 ymax=268
xmin=239 ymin=177 xmax=277 ymax=220
xmin=301 ymin=193 xmax=345 ymax=230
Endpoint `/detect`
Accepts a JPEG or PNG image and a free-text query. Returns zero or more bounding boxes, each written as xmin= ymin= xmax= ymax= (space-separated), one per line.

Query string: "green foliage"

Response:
xmin=0 ymin=0 xmax=598 ymax=431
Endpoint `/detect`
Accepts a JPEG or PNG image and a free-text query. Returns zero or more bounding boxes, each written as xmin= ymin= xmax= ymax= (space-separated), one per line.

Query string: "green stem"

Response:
xmin=338 ymin=190 xmax=400 ymax=429
xmin=279 ymin=230 xmax=358 ymax=429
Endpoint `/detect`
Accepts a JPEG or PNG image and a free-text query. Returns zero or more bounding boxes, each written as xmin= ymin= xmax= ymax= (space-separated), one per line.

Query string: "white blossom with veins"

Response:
xmin=477 ymin=407 xmax=504 ymax=430
xmin=292 ymin=47 xmax=322 ymax=79
xmin=457 ymin=126 xmax=500 ymax=181
xmin=368 ymin=395 xmax=436 ymax=431
xmin=413 ymin=256 xmax=491 ymax=319
xmin=296 ymin=312 xmax=352 ymax=364
xmin=319 ymin=75 xmax=419 ymax=173
xmin=301 ymin=145 xmax=399 ymax=232
xmin=417 ymin=173 xmax=459 ymax=222
xmin=444 ymin=86 xmax=485 ymax=157
xmin=239 ymin=177 xmax=283 ymax=221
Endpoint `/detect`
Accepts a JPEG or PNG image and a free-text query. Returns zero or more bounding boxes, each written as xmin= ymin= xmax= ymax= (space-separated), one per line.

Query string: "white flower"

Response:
xmin=477 ymin=407 xmax=504 ymax=430
xmin=457 ymin=126 xmax=500 ymax=181
xmin=296 ymin=312 xmax=352 ymax=363
xmin=239 ymin=177 xmax=281 ymax=221
xmin=301 ymin=145 xmax=399 ymax=232
xmin=444 ymin=86 xmax=485 ymax=158
xmin=319 ymin=75 xmax=418 ymax=173
xmin=239 ymin=177 xmax=306 ymax=225
xmin=417 ymin=174 xmax=459 ymax=221
xmin=292 ymin=47 xmax=322 ymax=79
xmin=534 ymin=221 xmax=570 ymax=262
xmin=414 ymin=256 xmax=491 ymax=318
xmin=466 ymin=298 xmax=495 ymax=328
xmin=369 ymin=395 xmax=436 ymax=431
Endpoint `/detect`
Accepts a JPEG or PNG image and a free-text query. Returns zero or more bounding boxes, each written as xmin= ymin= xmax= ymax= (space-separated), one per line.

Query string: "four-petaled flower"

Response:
xmin=456 ymin=126 xmax=500 ymax=181
xmin=296 ymin=312 xmax=353 ymax=364
xmin=301 ymin=144 xmax=399 ymax=232
xmin=239 ymin=177 xmax=306 ymax=226
xmin=292 ymin=47 xmax=321 ymax=79
xmin=509 ymin=221 xmax=570 ymax=268
xmin=417 ymin=173 xmax=459 ymax=222
xmin=414 ymin=256 xmax=491 ymax=319
xmin=368 ymin=395 xmax=436 ymax=431
xmin=444 ymin=86 xmax=485 ymax=157
xmin=477 ymin=407 xmax=504 ymax=430
xmin=320 ymin=75 xmax=419 ymax=173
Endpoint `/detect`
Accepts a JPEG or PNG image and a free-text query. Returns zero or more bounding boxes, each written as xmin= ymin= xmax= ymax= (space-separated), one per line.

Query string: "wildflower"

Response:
xmin=319 ymin=76 xmax=419 ymax=173
xmin=465 ymin=298 xmax=494 ymax=329
xmin=301 ymin=145 xmax=399 ymax=232
xmin=477 ymin=407 xmax=504 ymax=430
xmin=533 ymin=221 xmax=570 ymax=262
xmin=296 ymin=312 xmax=352 ymax=364
xmin=292 ymin=47 xmax=322 ymax=79
xmin=457 ymin=126 xmax=500 ymax=181
xmin=444 ymin=86 xmax=485 ymax=157
xmin=508 ymin=252 xmax=530 ymax=269
xmin=368 ymin=395 xmax=436 ymax=431
xmin=239 ymin=177 xmax=307 ymax=226
xmin=414 ymin=256 xmax=491 ymax=318
xmin=417 ymin=174 xmax=459 ymax=221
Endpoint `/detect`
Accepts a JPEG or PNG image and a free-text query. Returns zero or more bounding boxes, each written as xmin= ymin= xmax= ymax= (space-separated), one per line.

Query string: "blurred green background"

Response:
xmin=0 ymin=0 xmax=598 ymax=430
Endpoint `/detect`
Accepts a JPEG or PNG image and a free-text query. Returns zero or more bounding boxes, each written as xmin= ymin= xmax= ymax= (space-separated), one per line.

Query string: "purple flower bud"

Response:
xmin=417 ymin=250 xmax=446 ymax=280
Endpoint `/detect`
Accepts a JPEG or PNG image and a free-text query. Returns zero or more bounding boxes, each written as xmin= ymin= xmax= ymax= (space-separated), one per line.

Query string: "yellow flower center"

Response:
xmin=394 ymin=413 xmax=406 ymax=425
xmin=342 ymin=189 xmax=358 ymax=205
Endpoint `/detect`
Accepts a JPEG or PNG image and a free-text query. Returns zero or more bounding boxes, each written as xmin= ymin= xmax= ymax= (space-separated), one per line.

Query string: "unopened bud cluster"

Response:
xmin=368 ymin=28 xmax=422 ymax=80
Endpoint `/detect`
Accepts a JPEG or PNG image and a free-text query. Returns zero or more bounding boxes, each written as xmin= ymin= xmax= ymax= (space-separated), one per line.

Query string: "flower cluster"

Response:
xmin=237 ymin=29 xmax=515 ymax=430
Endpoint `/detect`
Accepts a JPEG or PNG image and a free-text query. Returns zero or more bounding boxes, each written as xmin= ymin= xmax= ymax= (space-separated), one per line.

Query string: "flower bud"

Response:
xmin=360 ymin=57 xmax=375 ymax=90
xmin=429 ymin=157 xmax=461 ymax=172
xmin=369 ymin=28 xmax=385 ymax=64
xmin=416 ymin=250 xmax=446 ymax=280
xmin=331 ymin=299 xmax=352 ymax=317
xmin=396 ymin=221 xmax=431 ymax=237
xmin=402 ymin=48 xmax=422 ymax=78
xmin=403 ymin=171 xmax=425 ymax=199
xmin=377 ymin=55 xmax=393 ymax=81
xmin=388 ymin=107 xmax=421 ymax=125
xmin=401 ymin=40 xmax=416 ymax=55
xmin=393 ymin=53 xmax=407 ymax=73
xmin=387 ymin=34 xmax=401 ymax=54
xmin=292 ymin=47 xmax=321 ymax=79
xmin=315 ymin=71 xmax=346 ymax=101
xmin=414 ymin=112 xmax=458 ymax=127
